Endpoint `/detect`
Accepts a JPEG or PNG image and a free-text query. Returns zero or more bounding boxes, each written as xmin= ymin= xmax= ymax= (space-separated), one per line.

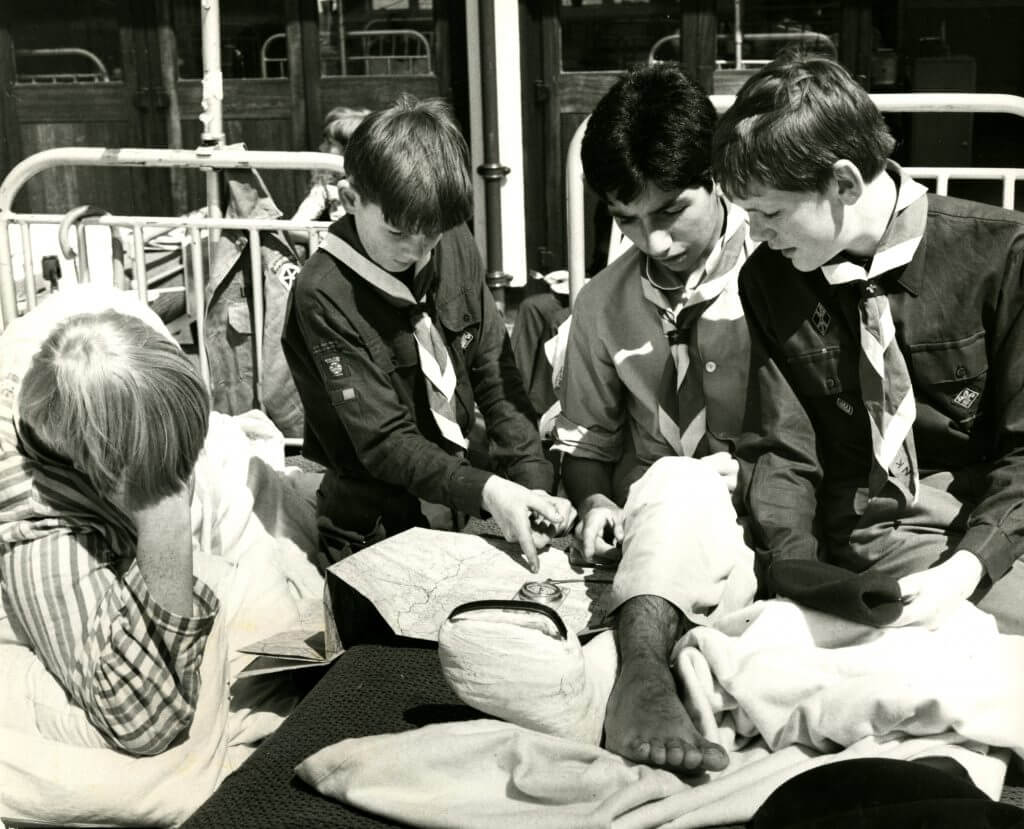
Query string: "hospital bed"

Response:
xmin=2 ymin=94 xmax=1024 ymax=828
xmin=0 ymin=146 xmax=344 ymax=446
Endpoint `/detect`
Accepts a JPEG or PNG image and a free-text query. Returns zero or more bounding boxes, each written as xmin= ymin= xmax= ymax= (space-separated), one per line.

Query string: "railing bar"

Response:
xmin=75 ymin=224 xmax=90 ymax=283
xmin=188 ymin=226 xmax=210 ymax=387
xmin=248 ymin=228 xmax=265 ymax=411
xmin=131 ymin=224 xmax=149 ymax=303
xmin=19 ymin=222 xmax=38 ymax=311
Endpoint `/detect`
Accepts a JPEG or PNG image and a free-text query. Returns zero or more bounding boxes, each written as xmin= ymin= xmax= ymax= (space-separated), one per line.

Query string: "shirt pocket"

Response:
xmin=784 ymin=345 xmax=845 ymax=397
xmin=907 ymin=331 xmax=987 ymax=424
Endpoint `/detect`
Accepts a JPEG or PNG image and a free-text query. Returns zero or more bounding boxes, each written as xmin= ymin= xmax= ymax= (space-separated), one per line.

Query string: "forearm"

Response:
xmin=133 ymin=488 xmax=194 ymax=617
xmin=561 ymin=455 xmax=616 ymax=510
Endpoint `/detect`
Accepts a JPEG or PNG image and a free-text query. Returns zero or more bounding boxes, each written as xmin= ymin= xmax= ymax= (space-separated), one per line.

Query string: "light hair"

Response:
xmin=312 ymin=105 xmax=370 ymax=188
xmin=320 ymin=105 xmax=371 ymax=154
xmin=18 ymin=311 xmax=209 ymax=510
xmin=712 ymin=52 xmax=896 ymax=200
xmin=343 ymin=93 xmax=473 ymax=236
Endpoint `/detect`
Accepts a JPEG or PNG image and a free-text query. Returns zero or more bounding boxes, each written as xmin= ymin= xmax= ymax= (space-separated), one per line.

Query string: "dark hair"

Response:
xmin=343 ymin=94 xmax=473 ymax=236
xmin=581 ymin=62 xmax=716 ymax=204
xmin=712 ymin=53 xmax=896 ymax=200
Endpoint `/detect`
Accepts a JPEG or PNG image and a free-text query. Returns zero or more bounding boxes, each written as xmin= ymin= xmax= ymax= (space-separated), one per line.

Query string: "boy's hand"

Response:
xmin=890 ymin=550 xmax=985 ymax=630
xmin=698 ymin=452 xmax=739 ymax=493
xmin=481 ymin=476 xmax=572 ymax=573
xmin=573 ymin=493 xmax=625 ymax=564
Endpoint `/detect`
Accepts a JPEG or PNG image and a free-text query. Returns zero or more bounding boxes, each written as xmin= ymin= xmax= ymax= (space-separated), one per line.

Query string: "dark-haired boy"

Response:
xmin=713 ymin=54 xmax=1024 ymax=635
xmin=552 ymin=63 xmax=815 ymax=773
xmin=283 ymin=95 xmax=574 ymax=571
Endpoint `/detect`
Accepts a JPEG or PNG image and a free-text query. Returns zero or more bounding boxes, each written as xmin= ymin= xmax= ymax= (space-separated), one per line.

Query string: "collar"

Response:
xmin=641 ymin=197 xmax=750 ymax=315
xmin=821 ymin=163 xmax=927 ymax=295
xmin=328 ymin=217 xmax=437 ymax=306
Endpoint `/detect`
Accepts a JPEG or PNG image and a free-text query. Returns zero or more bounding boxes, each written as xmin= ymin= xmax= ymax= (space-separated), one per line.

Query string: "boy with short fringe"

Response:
xmin=283 ymin=94 xmax=573 ymax=571
xmin=714 ymin=54 xmax=1024 ymax=635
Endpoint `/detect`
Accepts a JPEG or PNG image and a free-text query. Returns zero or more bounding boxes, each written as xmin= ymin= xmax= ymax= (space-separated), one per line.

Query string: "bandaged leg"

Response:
xmin=605 ymin=457 xmax=756 ymax=770
xmin=440 ymin=458 xmax=756 ymax=758
xmin=439 ymin=606 xmax=618 ymax=745
xmin=612 ymin=456 xmax=756 ymax=621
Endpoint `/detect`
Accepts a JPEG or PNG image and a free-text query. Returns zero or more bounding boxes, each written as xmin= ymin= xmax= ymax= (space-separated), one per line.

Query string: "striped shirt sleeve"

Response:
xmin=1 ymin=527 xmax=219 ymax=756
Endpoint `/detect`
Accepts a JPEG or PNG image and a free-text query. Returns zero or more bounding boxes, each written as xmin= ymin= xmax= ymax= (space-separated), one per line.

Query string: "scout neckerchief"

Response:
xmin=320 ymin=233 xmax=469 ymax=451
xmin=642 ymin=198 xmax=750 ymax=457
xmin=821 ymin=171 xmax=928 ymax=509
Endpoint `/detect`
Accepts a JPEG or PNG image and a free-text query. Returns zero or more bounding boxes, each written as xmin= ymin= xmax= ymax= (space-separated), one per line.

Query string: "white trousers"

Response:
xmin=610 ymin=456 xmax=758 ymax=624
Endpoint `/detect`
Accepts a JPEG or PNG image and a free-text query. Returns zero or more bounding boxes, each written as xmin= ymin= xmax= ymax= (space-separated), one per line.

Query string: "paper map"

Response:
xmin=327 ymin=525 xmax=615 ymax=642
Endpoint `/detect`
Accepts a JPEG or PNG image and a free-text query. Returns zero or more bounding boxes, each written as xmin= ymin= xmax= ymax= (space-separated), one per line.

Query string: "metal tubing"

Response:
xmin=0 ymin=148 xmax=346 ymax=212
xmin=248 ymin=228 xmax=265 ymax=410
xmin=188 ymin=226 xmax=210 ymax=387
xmin=565 ymin=94 xmax=1024 ymax=304
xmin=18 ymin=223 xmax=36 ymax=312
xmin=132 ymin=224 xmax=149 ymax=303
xmin=476 ymin=0 xmax=512 ymax=311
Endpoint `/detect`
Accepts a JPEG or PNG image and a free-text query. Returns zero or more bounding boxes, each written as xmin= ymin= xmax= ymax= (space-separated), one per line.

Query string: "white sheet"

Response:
xmin=0 ymin=412 xmax=324 ymax=827
xmin=299 ymin=599 xmax=1023 ymax=828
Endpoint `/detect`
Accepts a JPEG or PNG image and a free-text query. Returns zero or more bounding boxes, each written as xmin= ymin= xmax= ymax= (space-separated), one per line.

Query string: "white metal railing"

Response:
xmin=260 ymin=33 xmax=288 ymax=78
xmin=346 ymin=29 xmax=432 ymax=75
xmin=15 ymin=47 xmax=111 ymax=83
xmin=566 ymin=93 xmax=1024 ymax=304
xmin=648 ymin=31 xmax=836 ymax=70
xmin=0 ymin=147 xmax=345 ymax=441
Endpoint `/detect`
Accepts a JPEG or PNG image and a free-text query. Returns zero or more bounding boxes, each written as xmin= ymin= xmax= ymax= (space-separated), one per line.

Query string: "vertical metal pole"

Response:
xmin=19 ymin=223 xmax=37 ymax=311
xmin=248 ymin=228 xmax=265 ymax=410
xmin=200 ymin=0 xmax=224 ymax=222
xmin=734 ymin=0 xmax=743 ymax=69
xmin=476 ymin=0 xmax=511 ymax=313
xmin=0 ymin=218 xmax=15 ymax=329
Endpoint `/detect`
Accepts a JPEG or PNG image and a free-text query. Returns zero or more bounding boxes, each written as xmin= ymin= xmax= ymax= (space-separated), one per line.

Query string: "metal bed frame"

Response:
xmin=0 ymin=147 xmax=344 ymax=443
xmin=2 ymin=93 xmax=1024 ymax=432
xmin=566 ymin=92 xmax=1024 ymax=305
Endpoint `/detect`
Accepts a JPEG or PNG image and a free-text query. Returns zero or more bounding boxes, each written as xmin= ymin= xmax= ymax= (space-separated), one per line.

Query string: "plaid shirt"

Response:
xmin=0 ymin=299 xmax=218 ymax=757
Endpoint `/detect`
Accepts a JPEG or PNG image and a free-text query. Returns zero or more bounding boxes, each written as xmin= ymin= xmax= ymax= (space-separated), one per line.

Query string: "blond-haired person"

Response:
xmin=0 ymin=285 xmax=323 ymax=771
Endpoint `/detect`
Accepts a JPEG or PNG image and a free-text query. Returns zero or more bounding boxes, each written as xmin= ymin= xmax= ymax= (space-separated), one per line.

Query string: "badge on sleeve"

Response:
xmin=313 ymin=341 xmax=346 ymax=380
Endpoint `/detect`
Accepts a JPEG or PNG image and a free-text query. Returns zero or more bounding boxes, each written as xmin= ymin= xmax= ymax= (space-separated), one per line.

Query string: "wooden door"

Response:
xmin=520 ymin=0 xmax=853 ymax=276
xmin=0 ymin=0 xmax=169 ymax=214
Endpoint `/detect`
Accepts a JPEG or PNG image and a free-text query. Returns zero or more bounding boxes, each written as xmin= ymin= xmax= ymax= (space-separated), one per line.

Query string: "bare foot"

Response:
xmin=604 ymin=657 xmax=728 ymax=773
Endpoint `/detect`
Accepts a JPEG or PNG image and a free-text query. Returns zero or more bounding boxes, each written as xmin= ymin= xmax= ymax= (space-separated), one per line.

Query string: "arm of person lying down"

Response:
xmin=2 ymin=487 xmax=219 ymax=756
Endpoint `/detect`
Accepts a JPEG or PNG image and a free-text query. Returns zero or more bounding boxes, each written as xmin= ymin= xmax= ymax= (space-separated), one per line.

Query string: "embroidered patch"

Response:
xmin=341 ymin=387 xmax=356 ymax=401
xmin=313 ymin=342 xmax=346 ymax=379
xmin=275 ymin=259 xmax=300 ymax=292
xmin=324 ymin=355 xmax=345 ymax=377
xmin=811 ymin=302 xmax=831 ymax=337
xmin=953 ymin=387 xmax=980 ymax=409
xmin=460 ymin=330 xmax=474 ymax=350
xmin=835 ymin=396 xmax=854 ymax=416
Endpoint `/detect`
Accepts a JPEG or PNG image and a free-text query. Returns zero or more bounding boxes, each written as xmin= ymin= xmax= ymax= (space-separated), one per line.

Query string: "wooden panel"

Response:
xmin=556 ymin=71 xmax=620 ymax=113
xmin=175 ymin=114 xmax=304 ymax=215
xmin=680 ymin=0 xmax=716 ymax=94
xmin=314 ymin=75 xmax=439 ymax=112
xmin=18 ymin=120 xmax=143 ymax=213
xmin=13 ymin=83 xmax=134 ymax=122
